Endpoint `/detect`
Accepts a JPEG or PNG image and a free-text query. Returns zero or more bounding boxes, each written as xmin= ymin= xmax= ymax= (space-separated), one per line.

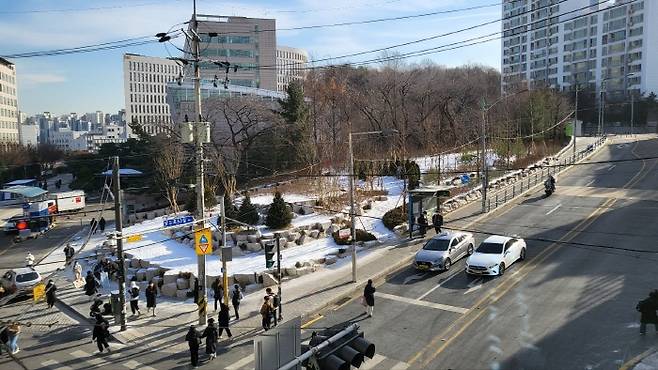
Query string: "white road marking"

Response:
xmin=546 ymin=204 xmax=562 ymax=215
xmin=123 ymin=359 xmax=157 ymax=370
xmin=585 ymin=179 xmax=595 ymax=187
xmin=417 ymin=271 xmax=461 ymax=301
xmin=376 ymin=292 xmax=468 ymax=314
xmin=464 ymin=278 xmax=484 ymax=295
xmin=225 ymin=353 xmax=255 ymax=369
xmin=403 ymin=272 xmax=427 ymax=285
xmin=361 ymin=354 xmax=387 ymax=369
xmin=70 ymin=349 xmax=107 ymax=365
xmin=41 ymin=360 xmax=73 ymax=370
xmin=608 ymin=164 xmax=616 ymax=171
xmin=391 ymin=361 xmax=410 ymax=370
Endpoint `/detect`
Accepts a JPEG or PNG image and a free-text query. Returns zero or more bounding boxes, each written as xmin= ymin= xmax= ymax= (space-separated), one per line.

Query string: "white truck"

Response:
xmin=49 ymin=190 xmax=86 ymax=213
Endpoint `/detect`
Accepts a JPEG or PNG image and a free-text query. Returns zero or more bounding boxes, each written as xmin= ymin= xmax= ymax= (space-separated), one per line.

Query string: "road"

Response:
xmin=312 ymin=135 xmax=658 ymax=369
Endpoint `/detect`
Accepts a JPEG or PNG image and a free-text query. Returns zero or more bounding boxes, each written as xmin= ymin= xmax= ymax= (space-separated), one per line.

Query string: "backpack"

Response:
xmin=232 ymin=289 xmax=241 ymax=303
xmin=272 ymin=294 xmax=280 ymax=308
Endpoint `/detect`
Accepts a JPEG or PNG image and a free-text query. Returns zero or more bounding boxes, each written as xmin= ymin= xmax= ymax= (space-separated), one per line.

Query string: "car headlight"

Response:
xmin=488 ymin=263 xmax=498 ymax=269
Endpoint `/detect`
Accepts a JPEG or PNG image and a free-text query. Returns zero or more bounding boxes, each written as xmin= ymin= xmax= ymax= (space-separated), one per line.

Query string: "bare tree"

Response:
xmin=152 ymin=135 xmax=184 ymax=212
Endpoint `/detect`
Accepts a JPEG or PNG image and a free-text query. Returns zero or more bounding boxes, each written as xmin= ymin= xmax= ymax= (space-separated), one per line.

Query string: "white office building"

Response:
xmin=123 ymin=53 xmax=183 ymax=135
xmin=0 ymin=57 xmax=19 ymax=145
xmin=501 ymin=0 xmax=658 ymax=99
xmin=19 ymin=123 xmax=39 ymax=147
xmin=276 ymin=46 xmax=308 ymax=92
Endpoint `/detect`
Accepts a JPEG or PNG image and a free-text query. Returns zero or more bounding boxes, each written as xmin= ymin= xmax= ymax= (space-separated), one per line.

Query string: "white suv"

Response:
xmin=0 ymin=268 xmax=42 ymax=297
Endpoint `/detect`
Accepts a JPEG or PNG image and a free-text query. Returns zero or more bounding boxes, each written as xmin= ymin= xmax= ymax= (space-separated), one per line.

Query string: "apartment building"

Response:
xmin=276 ymin=46 xmax=308 ymax=92
xmin=0 ymin=57 xmax=19 ymax=145
xmin=123 ymin=53 xmax=183 ymax=135
xmin=501 ymin=0 xmax=658 ymax=100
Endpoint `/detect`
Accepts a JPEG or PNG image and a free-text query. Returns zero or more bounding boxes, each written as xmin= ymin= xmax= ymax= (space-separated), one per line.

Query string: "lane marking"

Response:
xmin=122 ymin=359 xmax=157 ymax=370
xmin=607 ymin=164 xmax=616 ymax=171
xmin=391 ymin=362 xmax=410 ymax=370
xmin=464 ymin=278 xmax=484 ymax=295
xmin=70 ymin=349 xmax=106 ymax=365
xmin=403 ymin=272 xmax=427 ymax=285
xmin=41 ymin=360 xmax=73 ymax=370
xmin=361 ymin=354 xmax=387 ymax=369
xmin=585 ymin=179 xmax=595 ymax=187
xmin=225 ymin=353 xmax=255 ymax=370
xmin=417 ymin=271 xmax=462 ymax=301
xmin=376 ymin=292 xmax=468 ymax=314
xmin=301 ymin=315 xmax=324 ymax=329
xmin=546 ymin=204 xmax=562 ymax=215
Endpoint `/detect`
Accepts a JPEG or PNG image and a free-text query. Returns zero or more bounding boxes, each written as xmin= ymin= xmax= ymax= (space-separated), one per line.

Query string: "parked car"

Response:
xmin=465 ymin=235 xmax=527 ymax=276
xmin=414 ymin=232 xmax=475 ymax=271
xmin=0 ymin=268 xmax=42 ymax=297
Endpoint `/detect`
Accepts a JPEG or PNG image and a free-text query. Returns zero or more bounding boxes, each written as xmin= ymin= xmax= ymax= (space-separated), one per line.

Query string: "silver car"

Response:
xmin=0 ymin=268 xmax=42 ymax=297
xmin=414 ymin=232 xmax=476 ymax=271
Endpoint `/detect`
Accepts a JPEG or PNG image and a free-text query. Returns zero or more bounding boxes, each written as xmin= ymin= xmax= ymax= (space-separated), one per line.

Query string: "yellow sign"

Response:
xmin=33 ymin=282 xmax=45 ymax=302
xmin=195 ymin=228 xmax=213 ymax=255
xmin=127 ymin=234 xmax=143 ymax=243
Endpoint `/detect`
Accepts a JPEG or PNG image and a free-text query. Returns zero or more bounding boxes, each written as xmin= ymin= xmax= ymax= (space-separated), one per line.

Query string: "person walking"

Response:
xmin=417 ymin=212 xmax=428 ymax=237
xmin=363 ymin=279 xmax=376 ymax=317
xmin=73 ymin=260 xmax=83 ymax=283
xmin=6 ymin=322 xmax=20 ymax=354
xmin=637 ymin=290 xmax=658 ymax=335
xmin=231 ymin=284 xmax=243 ymax=320
xmin=260 ymin=296 xmax=274 ymax=331
xmin=90 ymin=218 xmax=97 ymax=234
xmin=25 ymin=252 xmax=35 ymax=268
xmin=432 ymin=211 xmax=444 ymax=234
xmin=217 ymin=303 xmax=233 ymax=340
xmin=266 ymin=287 xmax=280 ymax=327
xmin=45 ymin=280 xmax=57 ymax=309
xmin=63 ymin=244 xmax=75 ymax=265
xmin=185 ymin=325 xmax=201 ymax=368
xmin=99 ymin=217 xmax=106 ymax=233
xmin=211 ymin=277 xmax=223 ymax=311
xmin=128 ymin=281 xmax=141 ymax=316
xmin=145 ymin=281 xmax=157 ymax=317
xmin=92 ymin=314 xmax=110 ymax=353
xmin=201 ymin=318 xmax=219 ymax=360
xmin=84 ymin=271 xmax=99 ymax=300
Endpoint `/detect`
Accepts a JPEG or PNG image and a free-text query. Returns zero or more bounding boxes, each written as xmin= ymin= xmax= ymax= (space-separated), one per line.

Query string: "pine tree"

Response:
xmin=266 ymin=191 xmax=293 ymax=229
xmin=223 ymin=193 xmax=239 ymax=227
xmin=278 ymin=80 xmax=312 ymax=168
xmin=238 ymin=193 xmax=260 ymax=226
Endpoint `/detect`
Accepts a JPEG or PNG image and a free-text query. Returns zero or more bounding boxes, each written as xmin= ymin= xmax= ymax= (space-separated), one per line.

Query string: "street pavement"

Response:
xmin=313 ymin=135 xmax=658 ymax=370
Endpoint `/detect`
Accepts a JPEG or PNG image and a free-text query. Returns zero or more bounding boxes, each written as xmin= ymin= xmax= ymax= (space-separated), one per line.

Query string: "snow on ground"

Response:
xmin=413 ymin=151 xmax=499 ymax=174
xmin=249 ymin=193 xmax=314 ymax=205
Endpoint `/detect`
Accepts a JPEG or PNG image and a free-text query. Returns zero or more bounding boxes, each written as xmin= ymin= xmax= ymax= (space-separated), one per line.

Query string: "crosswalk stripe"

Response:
xmin=361 ymin=354 xmax=387 ymax=369
xmin=70 ymin=349 xmax=106 ymax=365
xmin=122 ymin=359 xmax=157 ymax=370
xmin=391 ymin=361 xmax=410 ymax=370
xmin=225 ymin=353 xmax=255 ymax=369
xmin=41 ymin=359 xmax=73 ymax=370
xmin=376 ymin=292 xmax=469 ymax=314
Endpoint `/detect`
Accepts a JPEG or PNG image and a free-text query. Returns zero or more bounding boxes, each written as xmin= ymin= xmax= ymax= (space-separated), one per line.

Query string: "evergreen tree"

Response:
xmin=223 ymin=193 xmax=239 ymax=227
xmin=278 ymin=80 xmax=312 ymax=167
xmin=238 ymin=193 xmax=260 ymax=226
xmin=266 ymin=191 xmax=293 ymax=229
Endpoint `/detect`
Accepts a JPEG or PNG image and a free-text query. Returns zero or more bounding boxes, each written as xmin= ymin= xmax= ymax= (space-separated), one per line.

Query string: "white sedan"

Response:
xmin=414 ymin=232 xmax=476 ymax=271
xmin=465 ymin=235 xmax=527 ymax=276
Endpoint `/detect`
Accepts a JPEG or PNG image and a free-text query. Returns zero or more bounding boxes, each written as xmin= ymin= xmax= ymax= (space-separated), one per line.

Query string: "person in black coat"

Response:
xmin=99 ymin=217 xmax=106 ymax=233
xmin=432 ymin=211 xmax=444 ymax=234
xmin=637 ymin=290 xmax=658 ymax=334
xmin=185 ymin=325 xmax=201 ymax=368
xmin=200 ymin=318 xmax=218 ymax=360
xmin=217 ymin=303 xmax=233 ymax=339
xmin=363 ymin=279 xmax=376 ymax=317
xmin=92 ymin=314 xmax=110 ymax=353
xmin=84 ymin=271 xmax=98 ymax=300
xmin=45 ymin=280 xmax=57 ymax=308
xmin=145 ymin=281 xmax=157 ymax=317
xmin=63 ymin=244 xmax=75 ymax=265
xmin=417 ymin=212 xmax=428 ymax=237
xmin=211 ymin=277 xmax=223 ymax=311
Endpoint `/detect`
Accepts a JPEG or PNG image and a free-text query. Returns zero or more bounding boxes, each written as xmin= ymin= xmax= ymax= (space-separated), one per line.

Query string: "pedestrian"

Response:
xmin=90 ymin=218 xmax=97 ymax=234
xmin=129 ymin=281 xmax=141 ymax=316
xmin=260 ymin=296 xmax=274 ymax=331
xmin=636 ymin=290 xmax=658 ymax=335
xmin=84 ymin=271 xmax=99 ymax=300
xmin=0 ymin=326 xmax=8 ymax=355
xmin=417 ymin=212 xmax=428 ymax=237
xmin=363 ymin=279 xmax=376 ymax=317
xmin=73 ymin=260 xmax=83 ymax=283
xmin=64 ymin=243 xmax=75 ymax=265
xmin=99 ymin=217 xmax=106 ymax=233
xmin=211 ymin=277 xmax=223 ymax=311
xmin=45 ymin=279 xmax=57 ymax=308
xmin=185 ymin=325 xmax=201 ymax=368
xmin=217 ymin=303 xmax=233 ymax=340
xmin=201 ymin=318 xmax=219 ymax=360
xmin=231 ymin=284 xmax=243 ymax=320
xmin=92 ymin=314 xmax=110 ymax=353
xmin=25 ymin=251 xmax=35 ymax=268
xmin=6 ymin=322 xmax=20 ymax=354
xmin=432 ymin=210 xmax=444 ymax=234
xmin=145 ymin=281 xmax=157 ymax=317
xmin=266 ymin=287 xmax=280 ymax=327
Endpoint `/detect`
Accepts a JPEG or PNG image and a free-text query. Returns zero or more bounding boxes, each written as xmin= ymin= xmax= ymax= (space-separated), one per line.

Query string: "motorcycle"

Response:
xmin=544 ymin=180 xmax=555 ymax=196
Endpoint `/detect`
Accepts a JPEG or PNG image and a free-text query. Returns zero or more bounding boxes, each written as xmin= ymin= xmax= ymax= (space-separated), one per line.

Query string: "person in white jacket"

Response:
xmin=25 ymin=252 xmax=35 ymax=268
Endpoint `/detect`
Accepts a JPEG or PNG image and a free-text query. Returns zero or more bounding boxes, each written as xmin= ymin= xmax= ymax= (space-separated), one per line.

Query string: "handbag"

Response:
xmin=360 ymin=296 xmax=367 ymax=306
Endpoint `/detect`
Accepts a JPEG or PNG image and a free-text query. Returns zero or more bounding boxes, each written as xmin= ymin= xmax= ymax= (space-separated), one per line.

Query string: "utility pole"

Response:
xmin=192 ymin=0 xmax=207 ymax=326
xmin=112 ymin=156 xmax=127 ymax=331
xmin=573 ymin=86 xmax=579 ymax=163
xmin=220 ymin=196 xmax=229 ymax=304
xmin=276 ymin=233 xmax=283 ymax=321
xmin=600 ymin=90 xmax=605 ymax=136
xmin=630 ymin=92 xmax=634 ymax=136
xmin=480 ymin=98 xmax=488 ymax=213
xmin=348 ymin=132 xmax=357 ymax=283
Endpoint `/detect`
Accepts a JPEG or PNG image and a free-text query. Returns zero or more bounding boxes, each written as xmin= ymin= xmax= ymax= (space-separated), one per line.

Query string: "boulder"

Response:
xmin=161 ymin=282 xmax=178 ymax=297
xmin=136 ymin=269 xmax=147 ymax=281
xmin=309 ymin=230 xmax=320 ymax=239
xmin=234 ymin=273 xmax=256 ymax=285
xmin=244 ymin=283 xmax=263 ymax=294
xmin=130 ymin=259 xmax=141 ymax=268
xmin=163 ymin=273 xmax=179 ymax=284
xmin=287 ymin=232 xmax=300 ymax=242
xmin=139 ymin=259 xmax=150 ymax=269
xmin=296 ymin=224 xmax=310 ymax=231
xmin=376 ymin=195 xmax=388 ymax=201
xmin=302 ymin=205 xmax=315 ymax=214
xmin=246 ymin=242 xmax=262 ymax=252
xmin=146 ymin=267 xmax=159 ymax=281
xmin=325 ymin=256 xmax=337 ymax=265
xmin=296 ymin=266 xmax=314 ymax=276
xmin=285 ymin=241 xmax=296 ymax=249
xmin=152 ymin=276 xmax=163 ymax=288
xmin=326 ymin=225 xmax=339 ymax=235
xmin=284 ymin=267 xmax=298 ymax=276
xmin=320 ymin=221 xmax=332 ymax=232
xmin=278 ymin=238 xmax=288 ymax=247
xmin=363 ymin=240 xmax=379 ymax=249
xmin=235 ymin=234 xmax=248 ymax=243
xmin=261 ymin=272 xmax=279 ymax=287
xmin=296 ymin=234 xmax=307 ymax=245
xmin=176 ymin=289 xmax=189 ymax=299
xmin=313 ymin=257 xmax=326 ymax=264
xmin=176 ymin=278 xmax=190 ymax=290
xmin=247 ymin=234 xmax=259 ymax=243
xmin=231 ymin=245 xmax=243 ymax=257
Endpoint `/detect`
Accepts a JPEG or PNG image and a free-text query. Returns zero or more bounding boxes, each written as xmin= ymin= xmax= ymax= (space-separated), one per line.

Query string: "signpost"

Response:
xmin=126 ymin=234 xmax=143 ymax=243
xmin=195 ymin=228 xmax=213 ymax=255
xmin=163 ymin=215 xmax=194 ymax=228
xmin=33 ymin=282 xmax=45 ymax=302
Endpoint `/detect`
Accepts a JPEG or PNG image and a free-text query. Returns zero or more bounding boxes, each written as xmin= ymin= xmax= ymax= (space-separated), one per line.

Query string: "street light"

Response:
xmin=348 ymin=128 xmax=399 ymax=283
xmin=626 ymin=72 xmax=638 ymax=136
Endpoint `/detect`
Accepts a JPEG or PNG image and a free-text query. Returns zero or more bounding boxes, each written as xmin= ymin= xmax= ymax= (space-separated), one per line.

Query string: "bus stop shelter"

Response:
xmin=408 ymin=185 xmax=452 ymax=238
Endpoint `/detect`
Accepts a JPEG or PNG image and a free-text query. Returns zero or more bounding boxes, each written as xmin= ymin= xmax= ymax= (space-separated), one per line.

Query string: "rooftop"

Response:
xmin=0 ymin=57 xmax=14 ymax=68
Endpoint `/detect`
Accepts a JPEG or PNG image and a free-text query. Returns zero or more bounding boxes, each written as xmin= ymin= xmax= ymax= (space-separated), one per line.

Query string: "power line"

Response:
xmin=0 ymin=2 xmax=172 ymax=14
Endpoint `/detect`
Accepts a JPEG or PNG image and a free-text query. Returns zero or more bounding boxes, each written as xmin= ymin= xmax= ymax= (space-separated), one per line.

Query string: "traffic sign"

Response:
xmin=22 ymin=203 xmax=30 ymax=210
xmin=195 ymin=228 xmax=213 ymax=255
xmin=33 ymin=282 xmax=45 ymax=302
xmin=163 ymin=215 xmax=194 ymax=227
xmin=127 ymin=234 xmax=143 ymax=243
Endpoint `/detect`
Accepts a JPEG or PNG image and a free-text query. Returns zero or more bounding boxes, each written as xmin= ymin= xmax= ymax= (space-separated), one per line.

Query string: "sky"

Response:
xmin=0 ymin=0 xmax=502 ymax=116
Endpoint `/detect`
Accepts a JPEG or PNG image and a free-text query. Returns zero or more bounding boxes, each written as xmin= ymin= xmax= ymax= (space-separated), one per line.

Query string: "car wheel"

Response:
xmin=444 ymin=258 xmax=451 ymax=271
xmin=519 ymin=248 xmax=527 ymax=261
xmin=498 ymin=263 xmax=506 ymax=276
xmin=467 ymin=244 xmax=474 ymax=255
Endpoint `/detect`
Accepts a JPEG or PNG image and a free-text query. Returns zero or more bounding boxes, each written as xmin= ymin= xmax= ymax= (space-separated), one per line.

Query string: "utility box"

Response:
xmin=110 ymin=290 xmax=122 ymax=324
xmin=195 ymin=122 xmax=211 ymax=143
xmin=180 ymin=122 xmax=194 ymax=144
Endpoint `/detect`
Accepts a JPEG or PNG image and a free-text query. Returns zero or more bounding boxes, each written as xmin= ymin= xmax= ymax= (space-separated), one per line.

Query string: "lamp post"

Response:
xmin=573 ymin=85 xmax=580 ymax=163
xmin=348 ymin=129 xmax=398 ymax=283
xmin=626 ymin=72 xmax=637 ymax=136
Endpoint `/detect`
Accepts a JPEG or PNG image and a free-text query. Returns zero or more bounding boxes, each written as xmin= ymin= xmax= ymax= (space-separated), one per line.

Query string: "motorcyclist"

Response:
xmin=546 ymin=174 xmax=556 ymax=190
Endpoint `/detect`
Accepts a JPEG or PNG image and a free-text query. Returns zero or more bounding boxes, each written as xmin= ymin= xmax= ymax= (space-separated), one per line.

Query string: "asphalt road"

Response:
xmin=313 ymin=135 xmax=658 ymax=370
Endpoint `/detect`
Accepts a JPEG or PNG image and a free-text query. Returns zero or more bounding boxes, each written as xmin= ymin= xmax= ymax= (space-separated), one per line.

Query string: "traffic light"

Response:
xmin=264 ymin=241 xmax=275 ymax=268
xmin=306 ymin=327 xmax=375 ymax=370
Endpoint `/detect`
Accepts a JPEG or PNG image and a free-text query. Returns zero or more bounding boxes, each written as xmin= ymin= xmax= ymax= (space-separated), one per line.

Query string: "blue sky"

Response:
xmin=0 ymin=0 xmax=502 ymax=116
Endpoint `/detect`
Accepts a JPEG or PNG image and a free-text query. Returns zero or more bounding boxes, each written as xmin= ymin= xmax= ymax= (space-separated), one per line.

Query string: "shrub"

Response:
xmin=331 ymin=229 xmax=377 ymax=245
xmin=237 ymin=193 xmax=260 ymax=226
xmin=383 ymin=205 xmax=407 ymax=230
xmin=266 ymin=191 xmax=293 ymax=229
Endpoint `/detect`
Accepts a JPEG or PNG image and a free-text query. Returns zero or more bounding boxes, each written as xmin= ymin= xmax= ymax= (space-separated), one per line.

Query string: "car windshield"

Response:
xmin=16 ymin=272 xmax=39 ymax=283
xmin=423 ymin=239 xmax=450 ymax=251
xmin=476 ymin=242 xmax=503 ymax=254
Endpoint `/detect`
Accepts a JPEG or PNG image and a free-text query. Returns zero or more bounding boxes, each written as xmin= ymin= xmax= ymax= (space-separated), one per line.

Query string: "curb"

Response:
xmin=619 ymin=347 xmax=658 ymax=370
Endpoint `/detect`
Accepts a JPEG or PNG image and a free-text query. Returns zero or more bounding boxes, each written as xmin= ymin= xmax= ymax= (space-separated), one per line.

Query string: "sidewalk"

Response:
xmin=631 ymin=348 xmax=658 ymax=370
xmin=48 ymin=136 xmax=606 ymax=349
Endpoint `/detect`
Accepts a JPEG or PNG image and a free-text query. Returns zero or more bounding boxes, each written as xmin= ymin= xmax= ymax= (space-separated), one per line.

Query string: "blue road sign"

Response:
xmin=22 ymin=203 xmax=30 ymax=210
xmin=461 ymin=174 xmax=470 ymax=184
xmin=163 ymin=215 xmax=194 ymax=227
